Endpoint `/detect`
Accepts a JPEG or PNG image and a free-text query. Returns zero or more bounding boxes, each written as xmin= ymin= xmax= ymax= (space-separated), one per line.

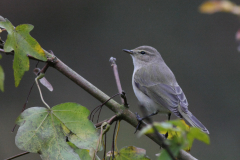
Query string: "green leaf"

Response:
xmin=68 ymin=142 xmax=100 ymax=160
xmin=158 ymin=144 xmax=181 ymax=160
xmin=0 ymin=65 xmax=4 ymax=92
xmin=168 ymin=120 xmax=188 ymax=130
xmin=0 ymin=16 xmax=47 ymax=87
xmin=188 ymin=127 xmax=210 ymax=145
xmin=138 ymin=122 xmax=180 ymax=137
xmin=55 ymin=103 xmax=99 ymax=150
xmin=15 ymin=103 xmax=99 ymax=160
xmin=107 ymin=146 xmax=150 ymax=160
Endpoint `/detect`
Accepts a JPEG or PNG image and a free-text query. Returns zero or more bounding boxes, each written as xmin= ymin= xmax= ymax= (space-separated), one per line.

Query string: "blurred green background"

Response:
xmin=1 ymin=1 xmax=240 ymax=159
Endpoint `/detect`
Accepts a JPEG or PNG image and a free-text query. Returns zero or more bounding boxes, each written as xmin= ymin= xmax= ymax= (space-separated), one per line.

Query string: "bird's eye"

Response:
xmin=140 ymin=51 xmax=146 ymax=55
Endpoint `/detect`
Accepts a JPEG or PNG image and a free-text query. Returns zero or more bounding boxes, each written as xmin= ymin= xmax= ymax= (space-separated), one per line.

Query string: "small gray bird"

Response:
xmin=123 ymin=46 xmax=209 ymax=134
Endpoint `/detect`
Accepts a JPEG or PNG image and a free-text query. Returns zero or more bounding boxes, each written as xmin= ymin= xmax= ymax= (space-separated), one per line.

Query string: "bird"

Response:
xmin=123 ymin=46 xmax=209 ymax=134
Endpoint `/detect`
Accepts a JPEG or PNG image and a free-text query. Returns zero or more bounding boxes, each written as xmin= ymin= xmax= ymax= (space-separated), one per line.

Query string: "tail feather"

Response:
xmin=178 ymin=106 xmax=209 ymax=134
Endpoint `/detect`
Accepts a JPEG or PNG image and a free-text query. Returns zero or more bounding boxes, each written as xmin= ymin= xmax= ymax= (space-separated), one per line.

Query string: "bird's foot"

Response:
xmin=121 ymin=91 xmax=129 ymax=107
xmin=134 ymin=112 xmax=143 ymax=134
xmin=164 ymin=132 xmax=169 ymax=139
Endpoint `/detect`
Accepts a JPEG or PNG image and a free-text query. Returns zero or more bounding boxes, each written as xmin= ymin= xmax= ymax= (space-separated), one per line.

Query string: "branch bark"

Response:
xmin=2 ymin=49 xmax=197 ymax=160
xmin=51 ymin=57 xmax=197 ymax=160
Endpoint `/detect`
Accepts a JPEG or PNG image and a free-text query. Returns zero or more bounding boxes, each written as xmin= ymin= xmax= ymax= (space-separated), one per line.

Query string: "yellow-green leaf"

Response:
xmin=138 ymin=122 xmax=180 ymax=137
xmin=0 ymin=16 xmax=47 ymax=87
xmin=188 ymin=127 xmax=210 ymax=146
xmin=199 ymin=1 xmax=240 ymax=15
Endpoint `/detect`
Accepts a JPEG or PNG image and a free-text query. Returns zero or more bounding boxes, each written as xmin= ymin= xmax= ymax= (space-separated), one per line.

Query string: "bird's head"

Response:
xmin=123 ymin=46 xmax=163 ymax=67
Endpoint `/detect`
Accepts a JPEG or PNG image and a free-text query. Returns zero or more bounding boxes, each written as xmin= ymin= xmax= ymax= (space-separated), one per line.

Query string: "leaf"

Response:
xmin=15 ymin=103 xmax=99 ymax=160
xmin=199 ymin=1 xmax=240 ymax=15
xmin=68 ymin=142 xmax=100 ymax=160
xmin=0 ymin=16 xmax=47 ymax=87
xmin=0 ymin=65 xmax=4 ymax=92
xmin=168 ymin=120 xmax=189 ymax=131
xmin=158 ymin=144 xmax=181 ymax=160
xmin=138 ymin=121 xmax=180 ymax=137
xmin=56 ymin=103 xmax=99 ymax=150
xmin=33 ymin=68 xmax=53 ymax=91
xmin=187 ymin=127 xmax=210 ymax=147
xmin=107 ymin=146 xmax=150 ymax=160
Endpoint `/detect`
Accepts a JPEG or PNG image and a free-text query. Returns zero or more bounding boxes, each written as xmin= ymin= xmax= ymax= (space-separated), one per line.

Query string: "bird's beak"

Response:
xmin=123 ymin=49 xmax=133 ymax=54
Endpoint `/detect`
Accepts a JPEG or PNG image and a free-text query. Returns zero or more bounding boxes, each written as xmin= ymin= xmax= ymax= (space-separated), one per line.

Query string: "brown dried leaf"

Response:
xmin=236 ymin=29 xmax=240 ymax=41
xmin=33 ymin=68 xmax=53 ymax=91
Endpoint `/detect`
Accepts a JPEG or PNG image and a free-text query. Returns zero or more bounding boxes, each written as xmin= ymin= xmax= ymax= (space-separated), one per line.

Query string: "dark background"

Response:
xmin=1 ymin=1 xmax=240 ymax=159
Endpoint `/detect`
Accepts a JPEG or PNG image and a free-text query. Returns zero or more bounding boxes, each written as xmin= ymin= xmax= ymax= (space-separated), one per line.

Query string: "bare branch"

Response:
xmin=3 ymin=51 xmax=197 ymax=160
xmin=51 ymin=57 xmax=197 ymax=160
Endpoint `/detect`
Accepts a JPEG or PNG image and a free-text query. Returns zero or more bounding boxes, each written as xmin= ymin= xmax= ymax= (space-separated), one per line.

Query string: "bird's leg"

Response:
xmin=134 ymin=111 xmax=158 ymax=133
xmin=164 ymin=113 xmax=171 ymax=138
xmin=121 ymin=91 xmax=129 ymax=108
xmin=167 ymin=113 xmax=171 ymax=121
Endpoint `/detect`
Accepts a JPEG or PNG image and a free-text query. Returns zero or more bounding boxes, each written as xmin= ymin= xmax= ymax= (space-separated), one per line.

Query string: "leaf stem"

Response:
xmin=35 ymin=75 xmax=50 ymax=109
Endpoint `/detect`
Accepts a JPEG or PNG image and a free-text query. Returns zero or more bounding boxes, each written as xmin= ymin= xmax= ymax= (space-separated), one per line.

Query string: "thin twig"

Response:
xmin=109 ymin=57 xmax=124 ymax=104
xmin=89 ymin=93 xmax=121 ymax=122
xmin=97 ymin=105 xmax=103 ymax=123
xmin=4 ymin=152 xmax=29 ymax=160
xmin=111 ymin=121 xmax=118 ymax=160
xmin=91 ymin=106 xmax=102 ymax=122
xmin=104 ymin=132 xmax=107 ymax=160
xmin=95 ymin=115 xmax=118 ymax=128
xmin=40 ymin=63 xmax=50 ymax=74
xmin=114 ymin=121 xmax=121 ymax=153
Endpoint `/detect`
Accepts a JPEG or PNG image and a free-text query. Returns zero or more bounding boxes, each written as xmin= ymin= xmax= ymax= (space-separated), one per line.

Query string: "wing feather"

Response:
xmin=134 ymin=64 xmax=189 ymax=118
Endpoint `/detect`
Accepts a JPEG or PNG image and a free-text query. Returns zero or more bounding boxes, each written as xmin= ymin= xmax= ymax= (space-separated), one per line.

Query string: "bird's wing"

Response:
xmin=134 ymin=65 xmax=189 ymax=118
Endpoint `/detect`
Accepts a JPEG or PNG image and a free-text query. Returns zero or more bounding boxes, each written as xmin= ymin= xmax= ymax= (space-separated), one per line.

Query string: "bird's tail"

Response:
xmin=179 ymin=108 xmax=209 ymax=134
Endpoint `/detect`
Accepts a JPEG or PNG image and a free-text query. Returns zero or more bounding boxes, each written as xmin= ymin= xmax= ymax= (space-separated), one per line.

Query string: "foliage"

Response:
xmin=199 ymin=0 xmax=240 ymax=15
xmin=68 ymin=142 xmax=100 ymax=160
xmin=138 ymin=120 xmax=210 ymax=160
xmin=15 ymin=102 xmax=99 ymax=160
xmin=106 ymin=146 xmax=151 ymax=160
xmin=0 ymin=16 xmax=47 ymax=87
